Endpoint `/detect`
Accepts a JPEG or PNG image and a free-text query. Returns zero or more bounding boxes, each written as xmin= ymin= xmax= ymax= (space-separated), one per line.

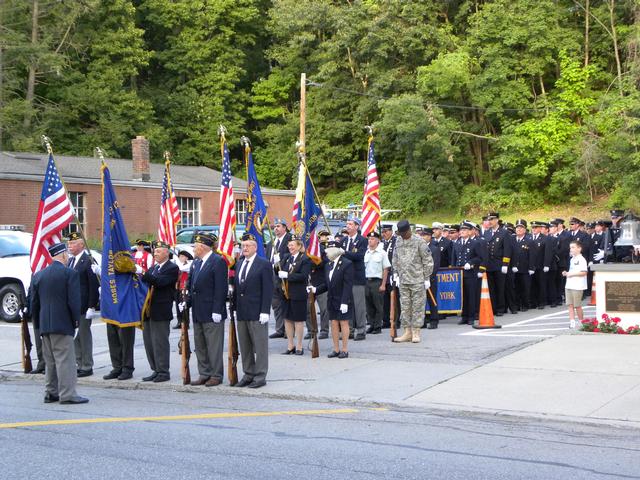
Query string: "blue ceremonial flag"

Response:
xmin=425 ymin=267 xmax=463 ymax=315
xmin=100 ymin=163 xmax=148 ymax=327
xmin=302 ymin=171 xmax=322 ymax=264
xmin=244 ymin=144 xmax=268 ymax=257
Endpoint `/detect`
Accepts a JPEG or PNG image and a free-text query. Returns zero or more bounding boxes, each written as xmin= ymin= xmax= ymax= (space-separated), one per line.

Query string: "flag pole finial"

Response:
xmin=240 ymin=136 xmax=251 ymax=149
xmin=94 ymin=147 xmax=106 ymax=165
xmin=218 ymin=125 xmax=227 ymax=141
xmin=364 ymin=125 xmax=374 ymax=137
xmin=41 ymin=135 xmax=53 ymax=154
xmin=163 ymin=151 xmax=171 ymax=164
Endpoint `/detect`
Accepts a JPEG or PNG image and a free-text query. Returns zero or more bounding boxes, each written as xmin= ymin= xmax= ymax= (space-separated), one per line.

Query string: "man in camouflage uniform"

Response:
xmin=392 ymin=220 xmax=434 ymax=343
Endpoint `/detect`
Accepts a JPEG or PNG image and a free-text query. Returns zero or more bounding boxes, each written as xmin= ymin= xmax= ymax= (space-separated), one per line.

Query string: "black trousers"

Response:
xmin=504 ymin=270 xmax=518 ymax=313
xmin=107 ymin=324 xmax=136 ymax=373
xmin=426 ymin=274 xmax=439 ymax=322
xmin=462 ymin=272 xmax=478 ymax=322
xmin=546 ymin=269 xmax=559 ymax=306
xmin=486 ymin=270 xmax=506 ymax=314
xmin=530 ymin=270 xmax=546 ymax=308
xmin=514 ymin=272 xmax=531 ymax=311
xmin=365 ymin=278 xmax=385 ymax=330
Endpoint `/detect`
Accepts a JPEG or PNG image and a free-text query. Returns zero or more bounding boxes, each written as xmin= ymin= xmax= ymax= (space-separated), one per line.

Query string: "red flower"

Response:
xmin=592 ymin=320 xmax=598 ymax=326
xmin=602 ymin=313 xmax=609 ymax=320
xmin=593 ymin=328 xmax=600 ymax=332
xmin=613 ymin=317 xmax=621 ymax=323
xmin=617 ymin=328 xmax=625 ymax=334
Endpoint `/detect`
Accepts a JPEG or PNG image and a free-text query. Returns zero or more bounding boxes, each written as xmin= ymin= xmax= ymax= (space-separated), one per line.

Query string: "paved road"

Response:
xmin=1 ymin=382 xmax=639 ymax=480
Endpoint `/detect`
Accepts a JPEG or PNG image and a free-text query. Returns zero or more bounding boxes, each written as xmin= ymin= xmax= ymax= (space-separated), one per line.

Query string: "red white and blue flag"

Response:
xmin=360 ymin=136 xmax=380 ymax=237
xmin=30 ymin=153 xmax=75 ymax=273
xmin=218 ymin=136 xmax=236 ymax=264
xmin=158 ymin=160 xmax=180 ymax=246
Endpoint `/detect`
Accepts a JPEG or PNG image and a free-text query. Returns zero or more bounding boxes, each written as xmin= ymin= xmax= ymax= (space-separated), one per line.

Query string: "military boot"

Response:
xmin=412 ymin=329 xmax=421 ymax=343
xmin=393 ymin=328 xmax=412 ymax=343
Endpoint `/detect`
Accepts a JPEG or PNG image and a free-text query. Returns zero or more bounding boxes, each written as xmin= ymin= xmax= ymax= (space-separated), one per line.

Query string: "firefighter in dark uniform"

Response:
xmin=470 ymin=222 xmax=488 ymax=320
xmin=382 ymin=225 xmax=399 ymax=329
xmin=551 ymin=219 xmax=571 ymax=305
xmin=453 ymin=222 xmax=483 ymax=325
xmin=432 ymin=222 xmax=452 ymax=267
xmin=609 ymin=209 xmax=628 ymax=262
xmin=512 ymin=220 xmax=534 ymax=312
xmin=482 ymin=212 xmax=512 ymax=316
xmin=529 ymin=221 xmax=550 ymax=309
xmin=503 ymin=222 xmax=519 ymax=315
xmin=540 ymin=222 xmax=560 ymax=307
xmin=420 ymin=228 xmax=441 ymax=329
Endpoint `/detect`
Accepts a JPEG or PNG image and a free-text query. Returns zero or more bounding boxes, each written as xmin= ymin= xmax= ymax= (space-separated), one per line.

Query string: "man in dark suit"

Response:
xmin=381 ymin=225 xmax=399 ymax=329
xmin=265 ymin=218 xmax=291 ymax=338
xmin=482 ymin=212 xmax=512 ymax=316
xmin=66 ymin=232 xmax=99 ymax=377
xmin=141 ymin=241 xmax=179 ymax=383
xmin=512 ymin=220 xmax=534 ymax=312
xmin=339 ymin=217 xmax=367 ymax=340
xmin=421 ymin=228 xmax=441 ymax=329
xmin=30 ymin=242 xmax=88 ymax=404
xmin=453 ymin=222 xmax=483 ymax=325
xmin=552 ymin=219 xmax=571 ymax=304
xmin=183 ymin=234 xmax=228 ymax=386
xmin=232 ymin=233 xmax=274 ymax=388
xmin=529 ymin=222 xmax=552 ymax=309
xmin=432 ymin=222 xmax=452 ymax=267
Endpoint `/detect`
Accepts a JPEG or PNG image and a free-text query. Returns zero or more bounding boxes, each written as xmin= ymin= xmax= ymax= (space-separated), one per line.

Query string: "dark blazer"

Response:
xmin=568 ymin=231 xmax=592 ymax=269
xmin=545 ymin=234 xmax=560 ymax=271
xmin=512 ymin=236 xmax=535 ymax=271
xmin=187 ymin=253 xmax=228 ymax=323
xmin=142 ymin=261 xmax=179 ymax=322
xmin=340 ymin=234 xmax=367 ymax=285
xmin=557 ymin=230 xmax=572 ymax=268
xmin=453 ymin=238 xmax=483 ymax=277
xmin=483 ymin=227 xmax=513 ymax=271
xmin=309 ymin=245 xmax=327 ymax=288
xmin=234 ymin=256 xmax=274 ymax=321
xmin=432 ymin=236 xmax=452 ymax=267
xmin=283 ymin=252 xmax=311 ymax=301
xmin=70 ymin=251 xmax=99 ymax=313
xmin=266 ymin=232 xmax=292 ymax=269
xmin=427 ymin=241 xmax=441 ymax=276
xmin=31 ymin=261 xmax=81 ymax=337
xmin=315 ymin=256 xmax=354 ymax=313
xmin=530 ymin=234 xmax=550 ymax=270
xmin=589 ymin=233 xmax=604 ymax=263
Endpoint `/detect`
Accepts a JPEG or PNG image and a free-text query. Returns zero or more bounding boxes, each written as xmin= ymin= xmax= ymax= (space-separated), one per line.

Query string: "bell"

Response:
xmin=615 ymin=212 xmax=640 ymax=246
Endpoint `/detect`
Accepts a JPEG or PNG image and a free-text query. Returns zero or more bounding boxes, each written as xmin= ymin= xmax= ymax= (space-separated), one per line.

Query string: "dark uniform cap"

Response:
xmin=450 ymin=224 xmax=460 ymax=232
xmin=596 ymin=219 xmax=612 ymax=227
xmin=396 ymin=219 xmax=411 ymax=233
xmin=153 ymin=240 xmax=171 ymax=249
xmin=487 ymin=211 xmax=500 ymax=220
xmin=273 ymin=217 xmax=287 ymax=227
xmin=481 ymin=215 xmax=489 ymax=222
xmin=554 ymin=218 xmax=565 ymax=225
xmin=241 ymin=232 xmax=257 ymax=242
xmin=367 ymin=231 xmax=381 ymax=239
xmin=515 ymin=219 xmax=527 ymax=228
xmin=530 ymin=221 xmax=545 ymax=227
xmin=443 ymin=224 xmax=451 ymax=229
xmin=423 ymin=227 xmax=434 ymax=235
xmin=135 ymin=239 xmax=150 ymax=246
xmin=505 ymin=222 xmax=515 ymax=229
xmin=194 ymin=233 xmax=215 ymax=247
xmin=460 ymin=221 xmax=474 ymax=230
xmin=48 ymin=242 xmax=67 ymax=257
xmin=586 ymin=222 xmax=596 ymax=229
xmin=326 ymin=240 xmax=341 ymax=248
xmin=178 ymin=250 xmax=193 ymax=260
xmin=610 ymin=209 xmax=625 ymax=217
xmin=381 ymin=225 xmax=393 ymax=232
xmin=66 ymin=232 xmax=82 ymax=242
xmin=569 ymin=217 xmax=582 ymax=225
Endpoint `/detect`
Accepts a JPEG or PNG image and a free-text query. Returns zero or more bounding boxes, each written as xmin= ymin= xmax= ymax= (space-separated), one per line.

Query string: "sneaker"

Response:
xmin=570 ymin=320 xmax=576 ymax=329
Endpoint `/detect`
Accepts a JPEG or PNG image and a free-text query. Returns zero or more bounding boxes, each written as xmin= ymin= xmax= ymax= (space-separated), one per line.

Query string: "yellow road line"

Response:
xmin=0 ymin=408 xmax=359 ymax=430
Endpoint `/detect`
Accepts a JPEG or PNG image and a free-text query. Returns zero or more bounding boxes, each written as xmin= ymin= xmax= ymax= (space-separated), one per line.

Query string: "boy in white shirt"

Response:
xmin=562 ymin=241 xmax=588 ymax=328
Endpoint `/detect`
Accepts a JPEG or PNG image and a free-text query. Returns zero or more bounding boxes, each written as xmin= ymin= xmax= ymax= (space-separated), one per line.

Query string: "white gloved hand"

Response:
xmin=477 ymin=272 xmax=483 ymax=279
xmin=512 ymin=267 xmax=518 ymax=273
xmin=392 ymin=274 xmax=399 ymax=286
xmin=228 ymin=285 xmax=234 ymax=296
xmin=543 ymin=266 xmax=549 ymax=273
xmin=178 ymin=302 xmax=186 ymax=313
xmin=273 ymin=253 xmax=280 ymax=264
xmin=340 ymin=304 xmax=348 ymax=314
xmin=85 ymin=308 xmax=95 ymax=319
xmin=528 ymin=270 xmax=534 ymax=276
xmin=91 ymin=264 xmax=101 ymax=275
xmin=306 ymin=285 xmax=316 ymax=293
xmin=259 ymin=313 xmax=269 ymax=324
xmin=588 ymin=261 xmax=593 ymax=267
xmin=424 ymin=280 xmax=430 ymax=290
xmin=463 ymin=263 xmax=471 ymax=270
xmin=501 ymin=266 xmax=508 ymax=274
xmin=135 ymin=264 xmax=143 ymax=274
xmin=212 ymin=313 xmax=222 ymax=323
xmin=593 ymin=249 xmax=605 ymax=261
xmin=278 ymin=270 xmax=288 ymax=279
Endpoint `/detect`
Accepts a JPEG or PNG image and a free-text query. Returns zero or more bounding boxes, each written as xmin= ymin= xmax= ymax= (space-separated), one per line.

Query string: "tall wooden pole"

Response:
xmin=299 ymin=73 xmax=306 ymax=151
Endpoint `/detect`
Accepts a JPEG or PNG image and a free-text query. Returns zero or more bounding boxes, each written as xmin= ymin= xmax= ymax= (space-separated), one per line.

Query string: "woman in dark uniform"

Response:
xmin=309 ymin=240 xmax=354 ymax=358
xmin=278 ymin=236 xmax=311 ymax=355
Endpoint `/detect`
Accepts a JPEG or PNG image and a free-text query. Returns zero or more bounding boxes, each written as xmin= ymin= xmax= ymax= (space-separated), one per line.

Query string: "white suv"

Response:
xmin=0 ymin=229 xmax=33 ymax=322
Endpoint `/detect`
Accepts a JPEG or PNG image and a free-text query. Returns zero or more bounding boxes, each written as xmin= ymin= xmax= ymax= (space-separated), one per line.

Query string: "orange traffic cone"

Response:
xmin=589 ymin=272 xmax=596 ymax=306
xmin=473 ymin=272 xmax=502 ymax=329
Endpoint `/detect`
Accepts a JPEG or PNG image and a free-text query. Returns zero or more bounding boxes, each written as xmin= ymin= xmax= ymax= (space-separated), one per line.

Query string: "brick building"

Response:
xmin=0 ymin=136 xmax=295 ymax=241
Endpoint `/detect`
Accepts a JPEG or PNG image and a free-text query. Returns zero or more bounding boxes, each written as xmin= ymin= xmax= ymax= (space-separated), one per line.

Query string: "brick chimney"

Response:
xmin=131 ymin=136 xmax=150 ymax=182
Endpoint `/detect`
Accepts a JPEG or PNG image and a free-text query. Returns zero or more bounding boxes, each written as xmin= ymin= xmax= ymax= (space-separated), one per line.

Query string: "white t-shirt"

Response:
xmin=565 ymin=254 xmax=588 ymax=290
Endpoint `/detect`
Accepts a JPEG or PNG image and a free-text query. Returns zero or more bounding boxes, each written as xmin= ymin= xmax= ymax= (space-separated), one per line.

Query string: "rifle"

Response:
xmin=389 ymin=284 xmax=397 ymax=341
xmin=20 ymin=301 xmax=33 ymax=374
xmin=227 ymin=289 xmax=239 ymax=386
xmin=179 ymin=289 xmax=191 ymax=385
xmin=308 ymin=291 xmax=320 ymax=358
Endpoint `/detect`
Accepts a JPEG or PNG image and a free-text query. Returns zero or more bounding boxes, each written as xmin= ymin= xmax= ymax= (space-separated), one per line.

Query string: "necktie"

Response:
xmin=191 ymin=259 xmax=202 ymax=282
xmin=68 ymin=257 xmax=75 ymax=269
xmin=240 ymin=260 xmax=250 ymax=283
xmin=328 ymin=262 xmax=335 ymax=281
xmin=272 ymin=238 xmax=281 ymax=262
xmin=347 ymin=238 xmax=352 ymax=251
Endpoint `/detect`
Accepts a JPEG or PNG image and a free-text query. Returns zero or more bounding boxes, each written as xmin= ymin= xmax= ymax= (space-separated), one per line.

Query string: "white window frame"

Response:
xmin=177 ymin=197 xmax=201 ymax=228
xmin=62 ymin=192 xmax=86 ymax=237
xmin=235 ymin=198 xmax=247 ymax=226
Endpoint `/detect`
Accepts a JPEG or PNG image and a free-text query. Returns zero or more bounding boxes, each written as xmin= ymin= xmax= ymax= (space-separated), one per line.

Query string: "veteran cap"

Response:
xmin=66 ymin=232 xmax=82 ymax=242
xmin=48 ymin=242 xmax=67 ymax=257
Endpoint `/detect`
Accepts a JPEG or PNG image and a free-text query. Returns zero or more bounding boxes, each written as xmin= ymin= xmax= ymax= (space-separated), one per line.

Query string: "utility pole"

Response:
xmin=0 ymin=0 xmax=4 ymax=151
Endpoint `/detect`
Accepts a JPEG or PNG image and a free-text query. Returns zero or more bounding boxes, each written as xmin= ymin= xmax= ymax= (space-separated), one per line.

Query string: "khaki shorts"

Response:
xmin=565 ymin=288 xmax=583 ymax=306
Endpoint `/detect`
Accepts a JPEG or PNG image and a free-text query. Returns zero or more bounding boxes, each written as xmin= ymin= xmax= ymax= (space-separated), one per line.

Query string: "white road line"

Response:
xmin=504 ymin=322 xmax=569 ymax=328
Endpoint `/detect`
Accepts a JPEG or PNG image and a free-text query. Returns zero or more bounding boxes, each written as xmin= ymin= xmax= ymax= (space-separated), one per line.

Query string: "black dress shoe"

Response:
xmin=457 ymin=319 xmax=467 ymax=325
xmin=153 ymin=374 xmax=170 ymax=383
xmin=77 ymin=369 xmax=93 ymax=378
xmin=295 ymin=348 xmax=304 ymax=356
xmin=172 ymin=322 xmax=182 ymax=330
xmin=142 ymin=373 xmax=158 ymax=382
xmin=281 ymin=347 xmax=296 ymax=355
xmin=365 ymin=326 xmax=374 ymax=334
xmin=338 ymin=351 xmax=349 ymax=359
xmin=248 ymin=380 xmax=267 ymax=389
xmin=354 ymin=333 xmax=366 ymax=341
xmin=318 ymin=332 xmax=329 ymax=339
xmin=234 ymin=378 xmax=253 ymax=387
xmin=60 ymin=396 xmax=89 ymax=405
xmin=117 ymin=371 xmax=133 ymax=380
xmin=538 ymin=306 xmax=545 ymax=310
xmin=427 ymin=322 xmax=438 ymax=329
xmin=30 ymin=367 xmax=45 ymax=375
xmin=327 ymin=351 xmax=339 ymax=358
xmin=370 ymin=328 xmax=382 ymax=334
xmin=103 ymin=370 xmax=121 ymax=380
xmin=521 ymin=308 xmax=528 ymax=312
xmin=269 ymin=332 xmax=285 ymax=339
xmin=44 ymin=393 xmax=59 ymax=403
xmin=348 ymin=332 xmax=354 ymax=339
xmin=495 ymin=312 xmax=503 ymax=317
xmin=303 ymin=333 xmax=312 ymax=340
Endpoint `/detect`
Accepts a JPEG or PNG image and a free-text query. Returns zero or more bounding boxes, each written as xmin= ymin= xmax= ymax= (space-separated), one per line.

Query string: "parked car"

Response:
xmin=176 ymin=224 xmax=272 ymax=249
xmin=0 ymin=228 xmax=101 ymax=323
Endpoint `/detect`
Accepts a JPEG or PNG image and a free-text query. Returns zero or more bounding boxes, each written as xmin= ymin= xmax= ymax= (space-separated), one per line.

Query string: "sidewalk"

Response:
xmin=2 ymin=311 xmax=639 ymax=428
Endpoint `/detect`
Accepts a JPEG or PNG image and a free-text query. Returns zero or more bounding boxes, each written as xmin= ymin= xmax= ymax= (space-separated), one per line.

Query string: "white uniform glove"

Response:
xmin=212 ymin=313 xmax=222 ymax=323
xmin=278 ymin=270 xmax=288 ymax=279
xmin=340 ymin=304 xmax=348 ymax=314
xmin=135 ymin=264 xmax=143 ymax=274
xmin=228 ymin=285 xmax=234 ymax=295
xmin=543 ymin=266 xmax=549 ymax=273
xmin=477 ymin=272 xmax=483 ymax=279
xmin=511 ymin=267 xmax=518 ymax=273
xmin=91 ymin=264 xmax=101 ymax=275
xmin=463 ymin=263 xmax=471 ymax=270
xmin=259 ymin=313 xmax=269 ymax=324
xmin=85 ymin=308 xmax=95 ymax=319
xmin=501 ymin=266 xmax=508 ymax=274
xmin=593 ymin=249 xmax=605 ymax=261
xmin=273 ymin=253 xmax=280 ymax=264
xmin=392 ymin=274 xmax=399 ymax=286
xmin=424 ymin=280 xmax=430 ymax=290
xmin=178 ymin=302 xmax=186 ymax=313
xmin=306 ymin=285 xmax=316 ymax=293
xmin=588 ymin=261 xmax=593 ymax=267
xmin=528 ymin=270 xmax=534 ymax=276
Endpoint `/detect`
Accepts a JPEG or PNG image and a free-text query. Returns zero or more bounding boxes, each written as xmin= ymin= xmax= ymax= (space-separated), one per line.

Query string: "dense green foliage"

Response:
xmin=1 ymin=0 xmax=639 ymax=214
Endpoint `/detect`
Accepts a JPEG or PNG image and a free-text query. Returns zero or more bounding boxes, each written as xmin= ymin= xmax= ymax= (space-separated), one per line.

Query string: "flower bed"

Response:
xmin=581 ymin=314 xmax=640 ymax=334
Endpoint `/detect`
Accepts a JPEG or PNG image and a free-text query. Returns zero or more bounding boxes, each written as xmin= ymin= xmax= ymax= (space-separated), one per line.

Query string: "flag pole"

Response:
xmin=241 ymin=136 xmax=275 ymax=245
xmin=364 ymin=125 xmax=382 ymax=234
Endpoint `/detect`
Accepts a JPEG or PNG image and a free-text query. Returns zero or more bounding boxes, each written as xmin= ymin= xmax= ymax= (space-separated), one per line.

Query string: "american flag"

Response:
xmin=218 ymin=137 xmax=236 ymax=264
xmin=158 ymin=160 xmax=180 ymax=246
xmin=30 ymin=153 xmax=75 ymax=273
xmin=360 ymin=136 xmax=380 ymax=237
